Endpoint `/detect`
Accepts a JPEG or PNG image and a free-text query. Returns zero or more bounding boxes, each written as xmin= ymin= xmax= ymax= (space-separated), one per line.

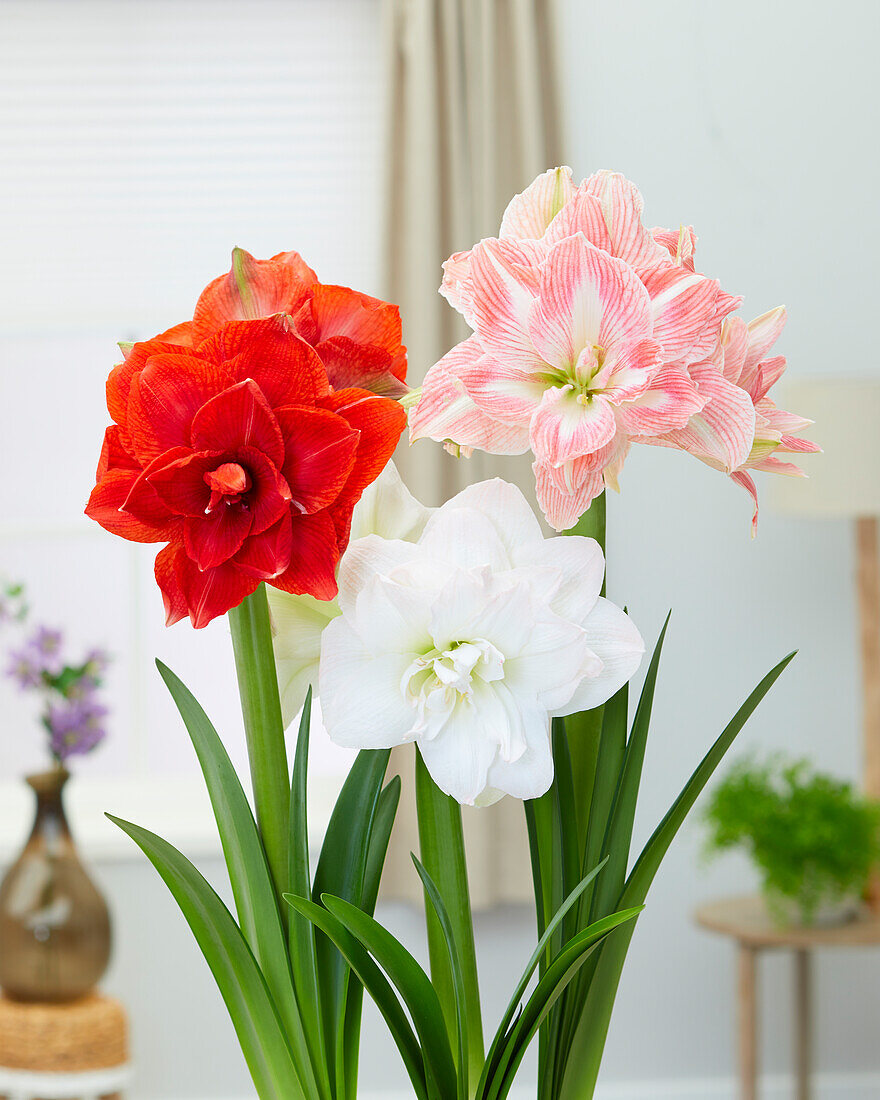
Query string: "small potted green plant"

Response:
xmin=704 ymin=755 xmax=880 ymax=927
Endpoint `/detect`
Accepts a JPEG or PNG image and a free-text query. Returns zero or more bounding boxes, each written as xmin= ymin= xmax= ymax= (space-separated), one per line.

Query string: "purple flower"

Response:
xmin=6 ymin=647 xmax=43 ymax=689
xmin=29 ymin=627 xmax=65 ymax=676
xmin=47 ymin=697 xmax=108 ymax=761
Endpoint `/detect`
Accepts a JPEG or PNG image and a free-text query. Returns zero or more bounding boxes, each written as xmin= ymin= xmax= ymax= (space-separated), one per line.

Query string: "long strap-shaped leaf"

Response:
xmin=108 ymin=815 xmax=304 ymax=1100
xmin=341 ymin=777 xmax=402 ymax=1100
xmin=154 ymin=661 xmax=321 ymax=1098
xmin=312 ymin=748 xmax=390 ymax=1093
xmin=320 ymin=893 xmax=459 ymax=1100
xmin=558 ymin=651 xmax=796 ymax=1100
xmin=287 ymin=689 xmax=329 ymax=1096
xmin=477 ymin=857 xmax=609 ymax=1100
xmin=412 ymin=856 xmax=470 ymax=1100
xmin=484 ymin=908 xmax=643 ymax=1100
xmin=285 ymin=893 xmax=430 ymax=1100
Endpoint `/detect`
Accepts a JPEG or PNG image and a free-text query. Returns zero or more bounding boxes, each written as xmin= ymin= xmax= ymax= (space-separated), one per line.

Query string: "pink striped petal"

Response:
xmin=409 ymin=337 xmax=530 ymax=455
xmin=730 ymin=471 xmax=759 ymax=536
xmin=752 ymin=355 xmax=787 ymax=401
xmin=616 ymin=364 xmax=705 ymax=437
xmin=745 ymin=307 xmax=786 ymax=374
xmin=651 ymin=225 xmax=697 ymax=270
xmin=654 ymin=363 xmax=756 ymax=471
xmin=533 ymin=456 xmax=605 ymax=532
xmin=602 ymin=338 xmax=664 ymax=402
xmin=527 ymin=235 xmax=653 ymax=370
xmin=718 ymin=317 xmax=750 ymax=386
xmin=642 ymin=263 xmax=723 ymax=366
xmin=469 ymin=238 xmax=545 ymax=370
xmin=458 ymin=357 xmax=545 ymax=423
xmin=500 ymin=167 xmax=576 ymax=240
xmin=542 ymin=189 xmax=612 ymax=252
xmin=440 ymin=249 xmax=475 ymax=319
xmin=529 ymin=387 xmax=617 ymax=466
xmin=578 ymin=171 xmax=668 ymax=273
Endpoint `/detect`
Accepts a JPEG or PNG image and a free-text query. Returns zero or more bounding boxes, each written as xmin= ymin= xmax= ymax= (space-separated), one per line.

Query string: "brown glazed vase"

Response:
xmin=0 ymin=767 xmax=111 ymax=1002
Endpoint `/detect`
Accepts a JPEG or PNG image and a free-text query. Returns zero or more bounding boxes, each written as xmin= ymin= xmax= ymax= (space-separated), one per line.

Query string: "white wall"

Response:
xmin=1 ymin=0 xmax=879 ymax=1097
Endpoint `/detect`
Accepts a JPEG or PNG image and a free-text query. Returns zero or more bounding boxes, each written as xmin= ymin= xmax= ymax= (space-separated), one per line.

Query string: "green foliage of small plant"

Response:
xmin=704 ymin=755 xmax=880 ymax=926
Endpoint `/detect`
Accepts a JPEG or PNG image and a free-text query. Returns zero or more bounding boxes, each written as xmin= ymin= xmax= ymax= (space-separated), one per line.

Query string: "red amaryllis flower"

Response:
xmin=156 ymin=247 xmax=408 ymax=398
xmin=85 ymin=315 xmax=406 ymax=628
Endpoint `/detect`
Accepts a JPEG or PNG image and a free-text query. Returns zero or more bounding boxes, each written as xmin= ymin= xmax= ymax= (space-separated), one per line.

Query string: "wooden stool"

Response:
xmin=695 ymin=894 xmax=880 ymax=1100
xmin=0 ymin=994 xmax=130 ymax=1100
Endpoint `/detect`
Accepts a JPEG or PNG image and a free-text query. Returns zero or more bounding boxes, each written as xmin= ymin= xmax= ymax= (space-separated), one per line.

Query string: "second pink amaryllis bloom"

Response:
xmin=413 ymin=229 xmax=705 ymax=529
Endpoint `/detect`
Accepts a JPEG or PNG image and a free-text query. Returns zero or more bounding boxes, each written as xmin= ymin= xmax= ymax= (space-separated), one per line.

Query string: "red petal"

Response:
xmin=184 ymin=504 xmax=253 ymax=571
xmin=106 ymin=337 xmax=191 ymax=428
xmin=274 ymin=405 xmax=360 ymax=514
xmin=157 ymin=541 xmax=258 ymax=628
xmin=145 ymin=450 xmax=219 ymax=517
xmin=314 ymin=337 xmax=410 ymax=397
xmin=86 ymin=469 xmax=176 ymax=543
xmin=126 ymin=352 xmax=234 ymax=464
xmin=293 ymin=285 xmax=406 ymax=382
xmin=190 ymin=379 xmax=285 ymax=466
xmin=154 ymin=320 xmax=195 ymax=347
xmin=319 ymin=388 xmax=407 ymax=547
xmin=269 ymin=510 xmax=339 ymax=601
xmin=233 ymin=514 xmax=293 ymax=579
xmin=96 ymin=424 xmax=139 ymax=479
xmin=192 ymin=249 xmax=316 ymax=346
xmin=199 ymin=315 xmax=330 ymax=407
xmin=234 ymin=446 xmax=292 ymax=535
xmin=269 ymin=250 xmax=319 ymax=286
xmin=154 ymin=542 xmax=190 ymax=626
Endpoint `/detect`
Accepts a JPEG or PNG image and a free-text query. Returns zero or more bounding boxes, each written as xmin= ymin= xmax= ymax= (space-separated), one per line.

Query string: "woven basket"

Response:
xmin=0 ymin=994 xmax=127 ymax=1073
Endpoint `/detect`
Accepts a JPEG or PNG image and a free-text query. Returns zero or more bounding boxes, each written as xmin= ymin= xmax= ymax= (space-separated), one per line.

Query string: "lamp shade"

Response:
xmin=771 ymin=378 xmax=880 ymax=518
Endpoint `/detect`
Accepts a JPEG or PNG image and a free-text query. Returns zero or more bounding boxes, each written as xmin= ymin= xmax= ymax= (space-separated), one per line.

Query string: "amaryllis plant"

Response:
xmin=2 ymin=580 xmax=110 ymax=765
xmin=84 ymin=170 xmax=807 ymax=1100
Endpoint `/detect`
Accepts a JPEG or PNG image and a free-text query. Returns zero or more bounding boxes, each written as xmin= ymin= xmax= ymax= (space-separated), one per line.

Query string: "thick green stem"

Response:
xmin=415 ymin=750 xmax=484 ymax=1092
xmin=563 ymin=492 xmax=607 ymax=852
xmin=228 ymin=584 xmax=289 ymax=902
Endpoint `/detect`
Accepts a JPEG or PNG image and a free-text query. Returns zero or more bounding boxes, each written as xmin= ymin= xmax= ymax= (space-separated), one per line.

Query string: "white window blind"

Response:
xmin=0 ymin=0 xmax=384 ymax=335
xmin=0 ymin=0 xmax=380 ymax=856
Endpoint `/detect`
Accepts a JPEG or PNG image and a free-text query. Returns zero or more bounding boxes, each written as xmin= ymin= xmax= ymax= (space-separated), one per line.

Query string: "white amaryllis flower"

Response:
xmin=268 ymin=461 xmax=434 ymax=728
xmin=319 ymin=478 xmax=644 ymax=805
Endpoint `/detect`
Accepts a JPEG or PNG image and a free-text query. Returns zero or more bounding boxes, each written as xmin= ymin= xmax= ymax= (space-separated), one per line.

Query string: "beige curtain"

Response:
xmin=378 ymin=0 xmax=566 ymax=906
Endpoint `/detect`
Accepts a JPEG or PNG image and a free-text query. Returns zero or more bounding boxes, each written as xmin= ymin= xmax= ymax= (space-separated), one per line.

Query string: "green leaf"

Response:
xmin=411 ymin=855 xmax=469 ymax=1100
xmin=559 ymin=652 xmax=796 ymax=1100
xmin=415 ymin=751 xmax=484 ymax=1083
xmin=286 ymin=689 xmax=327 ymax=1094
xmin=154 ymin=661 xmax=320 ymax=1098
xmin=341 ymin=775 xmax=402 ymax=1100
xmin=485 ymin=908 xmax=643 ymax=1100
xmin=312 ymin=749 xmax=390 ymax=1093
xmin=591 ymin=613 xmax=670 ymax=922
xmin=320 ymin=893 xmax=458 ymax=1100
xmin=478 ymin=857 xmax=609 ymax=1100
xmin=284 ymin=893 xmax=430 ymax=1100
xmin=108 ymin=815 xmax=304 ymax=1100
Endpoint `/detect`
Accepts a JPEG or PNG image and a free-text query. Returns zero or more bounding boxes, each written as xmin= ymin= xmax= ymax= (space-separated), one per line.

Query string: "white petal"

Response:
xmin=337 ymin=534 xmax=422 ymax=615
xmin=349 ymin=460 xmax=434 ymax=543
xmin=429 ymin=569 xmax=533 ymax=657
xmin=268 ymin=589 xmax=339 ymax=728
xmin=483 ymin=702 xmax=554 ymax=801
xmin=441 ymin=479 xmax=545 ymax=561
xmin=419 ymin=505 xmax=511 ymax=571
xmin=559 ymin=597 xmax=644 ymax=714
xmin=352 ymin=574 xmax=433 ymax=655
xmin=506 ymin=614 xmax=597 ymax=711
xmin=515 ymin=534 xmax=605 ymax=623
xmin=416 ymin=699 xmax=499 ymax=805
xmin=319 ymin=617 xmax=416 ymax=748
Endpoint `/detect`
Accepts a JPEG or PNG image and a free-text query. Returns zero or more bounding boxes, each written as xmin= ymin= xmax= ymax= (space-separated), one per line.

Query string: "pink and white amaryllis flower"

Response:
xmin=318 ymin=478 xmax=643 ymax=805
xmin=411 ymin=167 xmax=739 ymax=530
xmin=648 ymin=306 xmax=820 ymax=531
